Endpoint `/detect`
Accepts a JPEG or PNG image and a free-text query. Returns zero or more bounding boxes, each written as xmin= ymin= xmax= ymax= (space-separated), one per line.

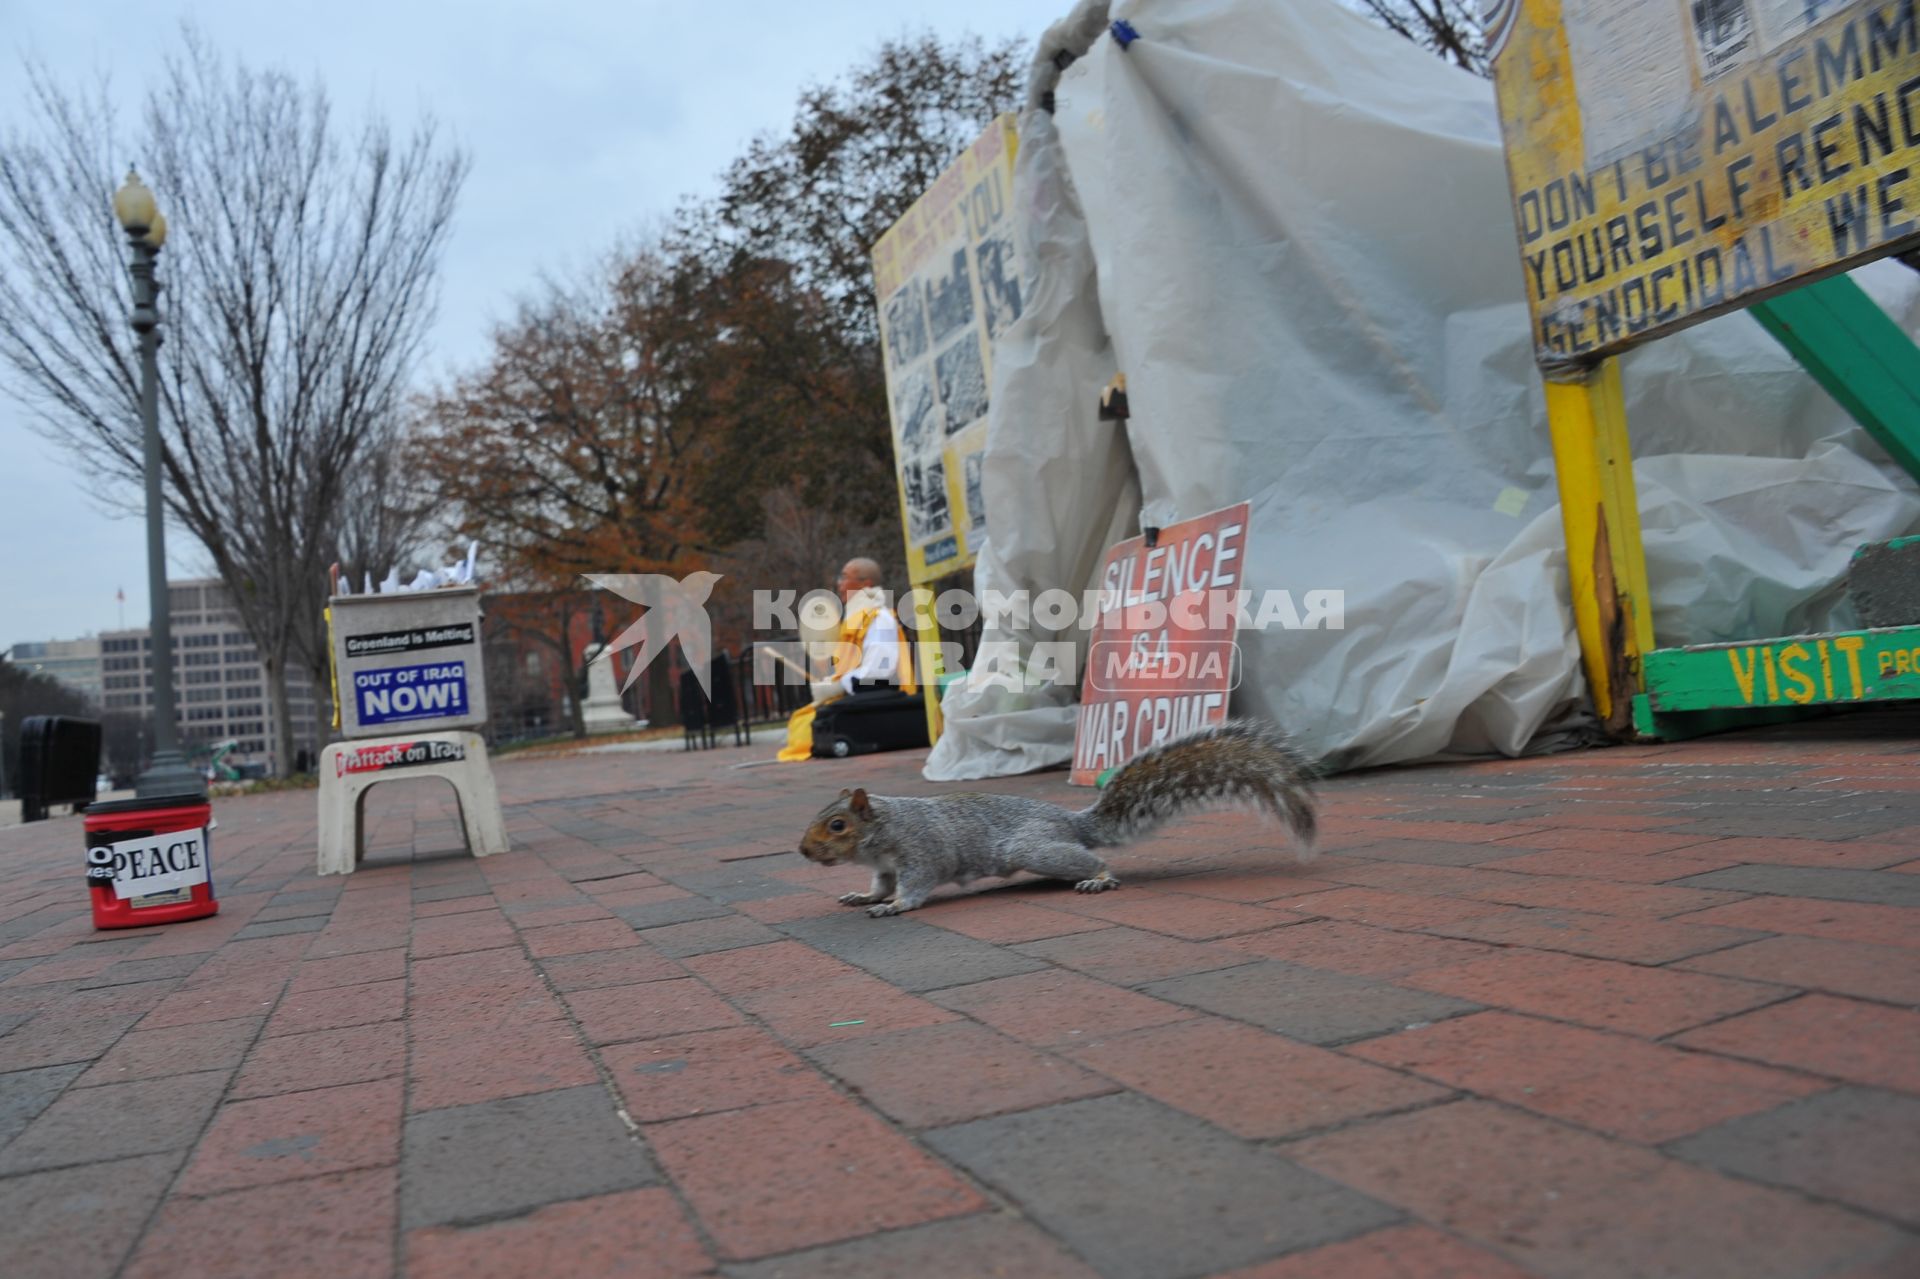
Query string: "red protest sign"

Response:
xmin=1071 ymin=502 xmax=1249 ymax=785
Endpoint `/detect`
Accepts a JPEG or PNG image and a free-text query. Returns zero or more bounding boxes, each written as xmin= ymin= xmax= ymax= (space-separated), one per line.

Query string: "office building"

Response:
xmin=99 ymin=579 xmax=323 ymax=772
xmin=3 ymin=637 xmax=104 ymax=705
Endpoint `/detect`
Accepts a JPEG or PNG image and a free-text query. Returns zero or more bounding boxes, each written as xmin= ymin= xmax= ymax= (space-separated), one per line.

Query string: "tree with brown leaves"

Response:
xmin=416 ymin=247 xmax=718 ymax=734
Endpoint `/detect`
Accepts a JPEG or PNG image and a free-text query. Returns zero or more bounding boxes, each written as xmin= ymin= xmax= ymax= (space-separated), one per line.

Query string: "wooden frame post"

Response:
xmin=1750 ymin=275 xmax=1920 ymax=484
xmin=908 ymin=586 xmax=945 ymax=747
xmin=1544 ymin=358 xmax=1655 ymax=736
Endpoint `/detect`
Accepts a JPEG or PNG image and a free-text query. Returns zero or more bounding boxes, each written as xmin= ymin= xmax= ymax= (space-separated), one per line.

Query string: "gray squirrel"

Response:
xmin=797 ymin=720 xmax=1317 ymax=917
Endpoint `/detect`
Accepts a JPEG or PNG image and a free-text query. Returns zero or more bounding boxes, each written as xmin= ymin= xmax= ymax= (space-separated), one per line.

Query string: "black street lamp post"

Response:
xmin=114 ymin=167 xmax=204 ymax=800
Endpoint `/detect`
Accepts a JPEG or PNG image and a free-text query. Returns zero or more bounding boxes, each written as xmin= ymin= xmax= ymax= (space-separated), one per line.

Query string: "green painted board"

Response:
xmin=1630 ymin=694 xmax=1833 ymax=743
xmin=1642 ymin=626 xmax=1920 ymax=714
xmin=1750 ymin=276 xmax=1920 ymax=484
xmin=1856 ymin=534 xmax=1920 ymax=557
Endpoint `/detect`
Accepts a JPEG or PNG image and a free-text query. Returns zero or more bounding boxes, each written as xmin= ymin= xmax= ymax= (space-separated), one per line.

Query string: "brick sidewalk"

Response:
xmin=2 ymin=713 xmax=1917 ymax=1278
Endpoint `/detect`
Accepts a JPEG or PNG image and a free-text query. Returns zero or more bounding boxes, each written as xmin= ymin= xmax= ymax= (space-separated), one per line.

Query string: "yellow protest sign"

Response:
xmin=871 ymin=114 xmax=1021 ymax=584
xmin=1485 ymin=0 xmax=1920 ymax=373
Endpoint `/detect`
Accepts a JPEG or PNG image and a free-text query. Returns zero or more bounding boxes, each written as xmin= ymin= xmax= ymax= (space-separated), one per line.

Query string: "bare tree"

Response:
xmin=1348 ymin=1 xmax=1488 ymax=74
xmin=328 ymin=424 xmax=436 ymax=597
xmin=0 ymin=30 xmax=467 ymax=773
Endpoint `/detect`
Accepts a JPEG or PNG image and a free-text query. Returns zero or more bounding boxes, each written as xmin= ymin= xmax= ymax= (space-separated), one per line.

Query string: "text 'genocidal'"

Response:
xmin=1497 ymin=0 xmax=1919 ymax=366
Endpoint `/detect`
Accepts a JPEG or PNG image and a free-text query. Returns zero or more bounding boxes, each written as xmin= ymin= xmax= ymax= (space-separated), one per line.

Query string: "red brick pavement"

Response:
xmin=1 ymin=710 xmax=1917 ymax=1277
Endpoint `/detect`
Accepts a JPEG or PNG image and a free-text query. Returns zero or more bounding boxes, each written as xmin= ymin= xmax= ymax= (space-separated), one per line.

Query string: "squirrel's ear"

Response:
xmin=838 ymin=788 xmax=852 ymax=799
xmin=849 ymin=788 xmax=872 ymax=816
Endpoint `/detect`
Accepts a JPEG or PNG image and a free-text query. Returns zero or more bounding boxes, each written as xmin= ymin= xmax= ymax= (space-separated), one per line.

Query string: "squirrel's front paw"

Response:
xmin=865 ymin=902 xmax=905 ymax=918
xmin=838 ymin=892 xmax=876 ymax=906
xmin=1075 ymin=873 xmax=1120 ymax=893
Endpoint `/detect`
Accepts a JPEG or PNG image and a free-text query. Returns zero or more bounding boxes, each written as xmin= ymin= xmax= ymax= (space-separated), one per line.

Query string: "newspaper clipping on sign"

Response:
xmin=871 ymin=114 xmax=1023 ymax=585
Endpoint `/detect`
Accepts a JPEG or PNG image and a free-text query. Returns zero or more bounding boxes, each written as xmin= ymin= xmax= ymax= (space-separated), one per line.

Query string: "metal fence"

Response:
xmin=676 ymin=646 xmax=810 ymax=751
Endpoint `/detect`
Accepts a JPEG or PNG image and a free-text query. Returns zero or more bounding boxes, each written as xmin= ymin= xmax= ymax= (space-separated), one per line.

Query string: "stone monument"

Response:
xmin=580 ymin=642 xmax=645 ymax=735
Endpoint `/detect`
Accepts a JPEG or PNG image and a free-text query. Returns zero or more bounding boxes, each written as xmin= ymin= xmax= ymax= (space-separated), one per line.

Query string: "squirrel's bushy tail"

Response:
xmin=1076 ymin=720 xmax=1317 ymax=852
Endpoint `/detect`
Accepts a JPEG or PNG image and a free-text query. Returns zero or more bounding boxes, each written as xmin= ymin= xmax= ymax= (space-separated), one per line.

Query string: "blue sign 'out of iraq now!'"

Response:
xmin=355 ymin=661 xmax=469 ymax=725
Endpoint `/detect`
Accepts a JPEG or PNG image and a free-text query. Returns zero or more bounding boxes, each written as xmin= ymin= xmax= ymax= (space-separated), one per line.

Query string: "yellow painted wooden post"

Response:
xmin=870 ymin=115 xmax=1020 ymax=755
xmin=1544 ymin=358 xmax=1654 ymax=736
xmin=908 ymin=587 xmax=945 ymax=746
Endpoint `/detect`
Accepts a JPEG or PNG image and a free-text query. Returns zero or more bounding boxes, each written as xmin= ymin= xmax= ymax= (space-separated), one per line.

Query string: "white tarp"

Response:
xmin=924 ymin=0 xmax=1920 ymax=780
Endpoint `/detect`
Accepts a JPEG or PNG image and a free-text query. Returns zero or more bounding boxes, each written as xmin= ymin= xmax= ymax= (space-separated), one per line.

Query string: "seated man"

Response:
xmin=778 ymin=558 xmax=922 ymax=761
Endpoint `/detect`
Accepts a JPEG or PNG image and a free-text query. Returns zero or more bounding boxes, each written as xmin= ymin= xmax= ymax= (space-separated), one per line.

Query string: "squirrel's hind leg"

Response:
xmin=1015 ymin=842 xmax=1120 ymax=894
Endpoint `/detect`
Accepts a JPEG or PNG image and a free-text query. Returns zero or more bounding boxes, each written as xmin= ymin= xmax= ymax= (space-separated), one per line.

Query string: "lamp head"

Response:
xmin=112 ymin=167 xmax=158 ymax=234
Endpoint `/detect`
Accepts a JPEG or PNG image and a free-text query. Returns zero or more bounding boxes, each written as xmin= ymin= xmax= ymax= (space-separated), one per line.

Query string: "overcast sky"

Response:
xmin=0 ymin=0 xmax=1048 ymax=650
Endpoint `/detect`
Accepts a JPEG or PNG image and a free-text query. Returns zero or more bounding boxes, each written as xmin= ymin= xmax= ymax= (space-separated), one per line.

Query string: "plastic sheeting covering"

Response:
xmin=924 ymin=0 xmax=1920 ymax=780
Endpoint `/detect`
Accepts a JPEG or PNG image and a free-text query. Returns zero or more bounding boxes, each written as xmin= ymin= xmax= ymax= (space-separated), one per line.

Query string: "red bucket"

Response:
xmin=83 ymin=794 xmax=219 ymax=929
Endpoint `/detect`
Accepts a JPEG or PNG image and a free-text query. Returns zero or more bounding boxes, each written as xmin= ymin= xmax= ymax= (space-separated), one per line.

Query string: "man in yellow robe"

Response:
xmin=778 ymin=558 xmax=917 ymax=761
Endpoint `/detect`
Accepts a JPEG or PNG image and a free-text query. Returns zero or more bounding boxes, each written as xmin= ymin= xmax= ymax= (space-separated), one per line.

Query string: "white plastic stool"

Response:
xmin=317 ymin=730 xmax=508 ymax=875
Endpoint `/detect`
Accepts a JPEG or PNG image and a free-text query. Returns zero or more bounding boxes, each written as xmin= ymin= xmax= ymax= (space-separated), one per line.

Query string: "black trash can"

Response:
xmin=18 ymin=716 xmax=102 ymax=822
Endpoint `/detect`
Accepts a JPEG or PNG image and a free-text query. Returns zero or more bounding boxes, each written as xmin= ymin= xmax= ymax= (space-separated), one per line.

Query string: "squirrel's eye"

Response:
xmin=828 ymin=818 xmax=846 ymax=833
